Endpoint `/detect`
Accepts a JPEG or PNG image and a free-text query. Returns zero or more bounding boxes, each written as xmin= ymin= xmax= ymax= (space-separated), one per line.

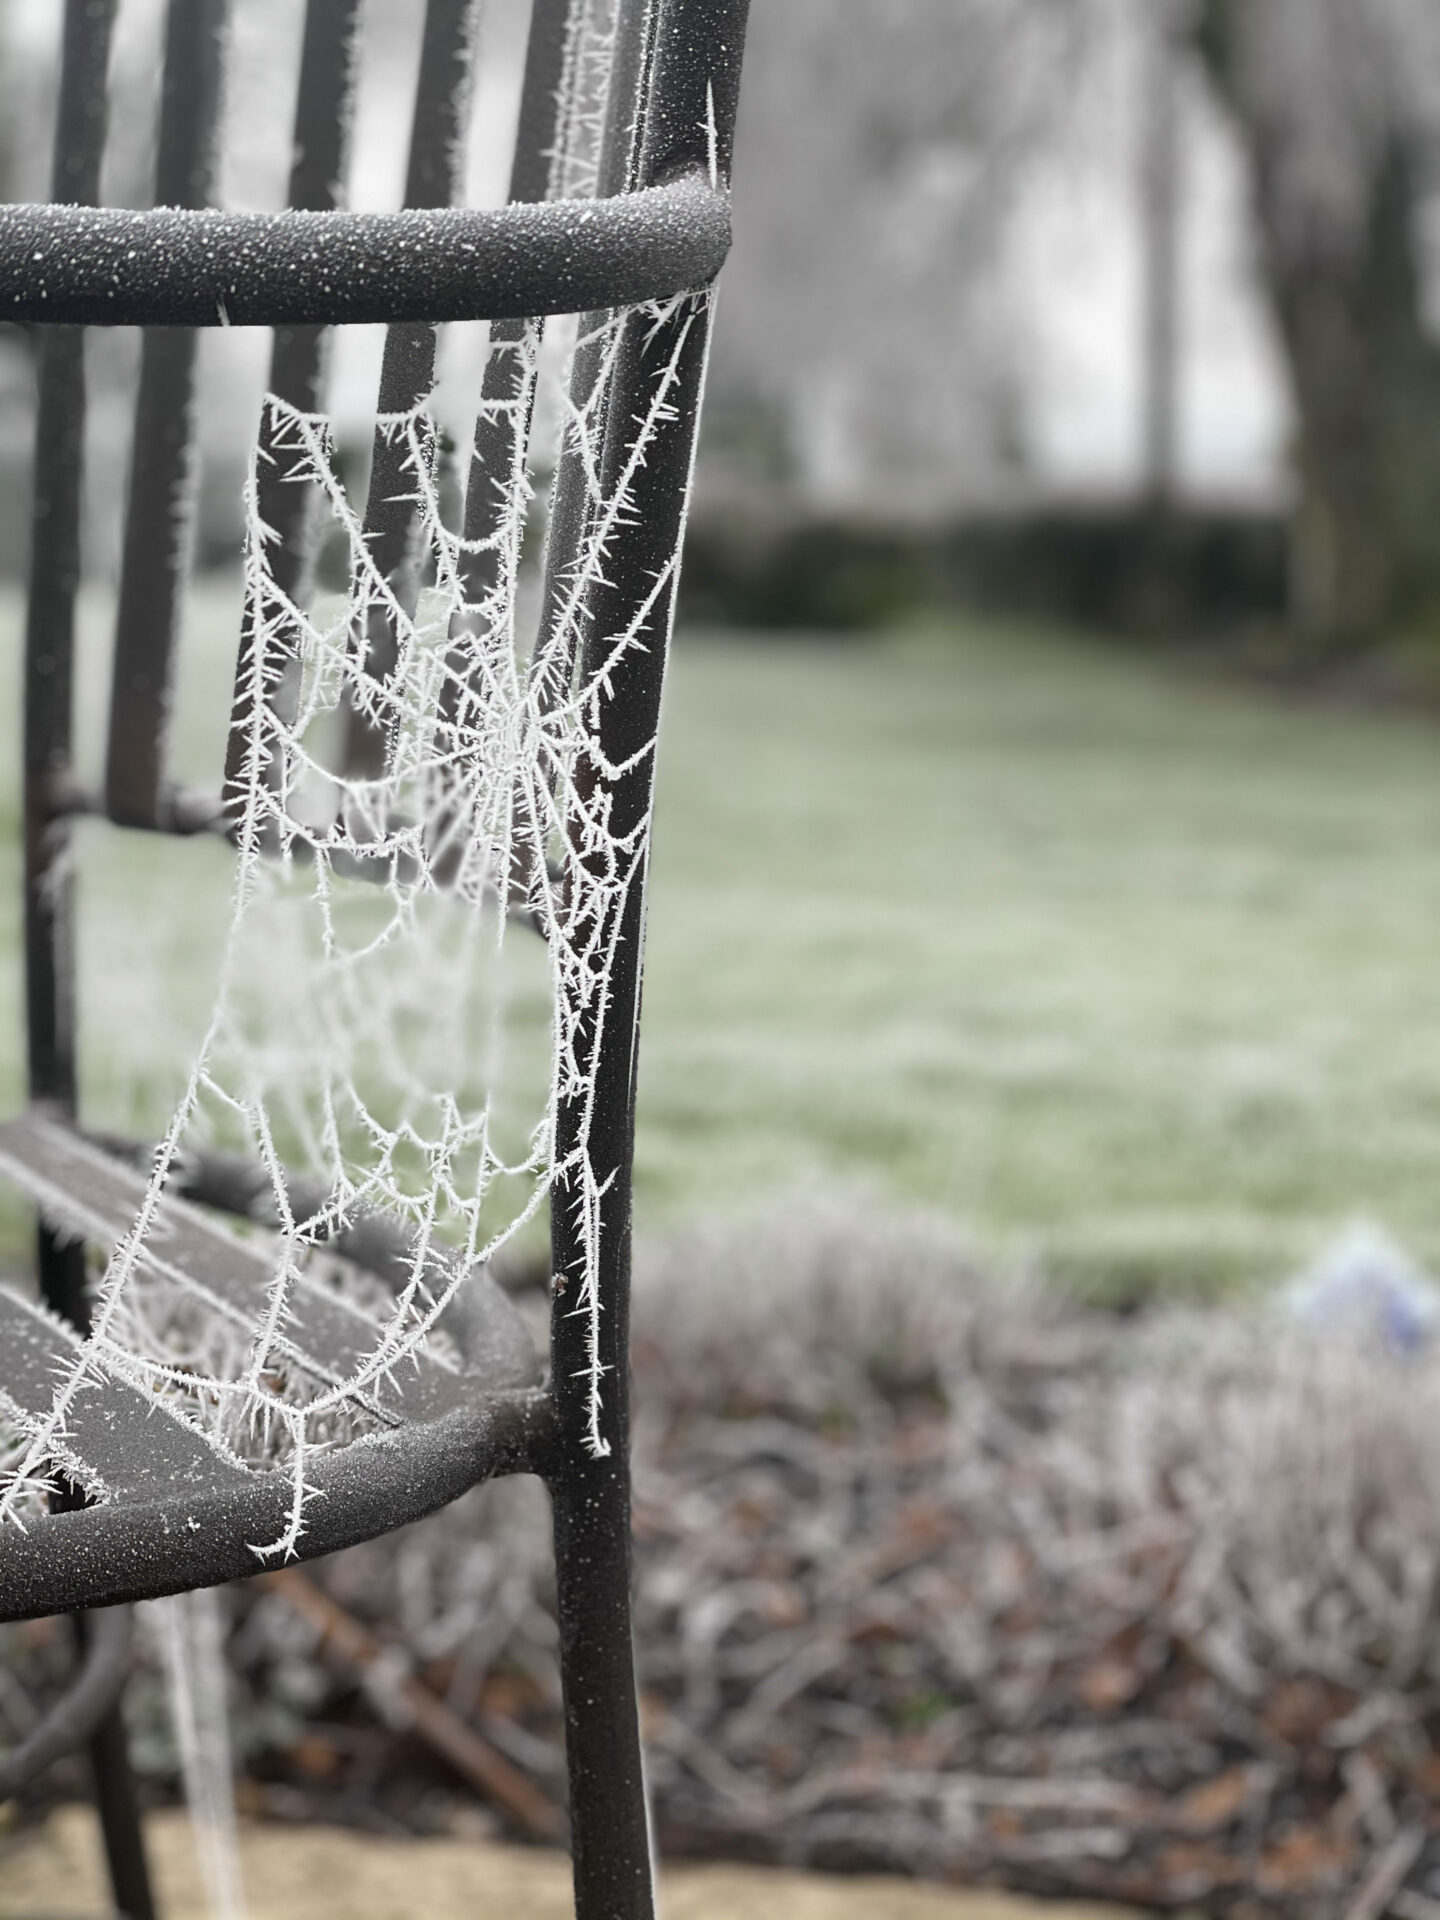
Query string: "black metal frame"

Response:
xmin=2 ymin=2 xmax=750 ymax=1916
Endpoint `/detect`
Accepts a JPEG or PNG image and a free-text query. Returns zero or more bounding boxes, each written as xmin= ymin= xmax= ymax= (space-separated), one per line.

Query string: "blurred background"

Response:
xmin=1 ymin=0 xmax=1439 ymax=1296
xmin=5 ymin=2 xmax=1440 ymax=1916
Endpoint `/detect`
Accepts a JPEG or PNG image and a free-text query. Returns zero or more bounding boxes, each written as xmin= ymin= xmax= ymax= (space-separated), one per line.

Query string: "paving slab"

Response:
xmin=0 ymin=1807 xmax=1152 ymax=1920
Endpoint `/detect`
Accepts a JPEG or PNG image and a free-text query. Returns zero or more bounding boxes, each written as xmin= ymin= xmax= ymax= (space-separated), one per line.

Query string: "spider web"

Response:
xmin=1 ymin=0 xmax=711 ymax=1555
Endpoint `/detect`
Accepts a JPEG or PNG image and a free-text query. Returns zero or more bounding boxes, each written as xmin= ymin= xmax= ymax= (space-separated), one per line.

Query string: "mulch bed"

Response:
xmin=11 ymin=1204 xmax=1440 ymax=1920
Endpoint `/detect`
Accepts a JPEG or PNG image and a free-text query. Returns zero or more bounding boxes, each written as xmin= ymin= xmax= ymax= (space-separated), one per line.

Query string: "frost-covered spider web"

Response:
xmin=1 ymin=0 xmax=713 ymax=1557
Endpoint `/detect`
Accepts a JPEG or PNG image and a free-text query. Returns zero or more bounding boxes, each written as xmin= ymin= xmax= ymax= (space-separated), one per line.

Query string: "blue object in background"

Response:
xmin=1286 ymin=1221 xmax=1440 ymax=1354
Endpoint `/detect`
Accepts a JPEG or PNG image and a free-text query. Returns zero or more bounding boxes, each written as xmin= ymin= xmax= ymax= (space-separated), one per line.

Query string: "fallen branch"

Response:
xmin=262 ymin=1568 xmax=563 ymax=1841
xmin=1343 ymin=1828 xmax=1425 ymax=1920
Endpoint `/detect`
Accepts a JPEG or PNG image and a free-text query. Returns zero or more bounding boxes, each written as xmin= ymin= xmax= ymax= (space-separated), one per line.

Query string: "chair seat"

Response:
xmin=0 ymin=1114 xmax=547 ymax=1623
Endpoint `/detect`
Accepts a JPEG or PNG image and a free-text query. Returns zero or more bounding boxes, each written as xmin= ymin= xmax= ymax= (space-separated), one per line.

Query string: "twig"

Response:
xmin=1342 ymin=1826 xmax=1424 ymax=1920
xmin=262 ymin=1568 xmax=563 ymax=1840
xmin=1340 ymin=1751 xmax=1398 ymax=1847
xmin=648 ymin=1711 xmax=772 ymax=1818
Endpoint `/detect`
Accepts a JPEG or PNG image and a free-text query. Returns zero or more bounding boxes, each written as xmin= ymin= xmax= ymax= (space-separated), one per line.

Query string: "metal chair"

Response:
xmin=0 ymin=3 xmax=749 ymax=1916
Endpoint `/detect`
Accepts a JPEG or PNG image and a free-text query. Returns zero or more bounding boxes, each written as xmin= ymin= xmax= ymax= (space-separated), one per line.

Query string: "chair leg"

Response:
xmin=41 ymin=1228 xmax=158 ymax=1920
xmin=76 ymin=1619 xmax=157 ymax=1920
xmin=551 ymin=1458 xmax=654 ymax=1920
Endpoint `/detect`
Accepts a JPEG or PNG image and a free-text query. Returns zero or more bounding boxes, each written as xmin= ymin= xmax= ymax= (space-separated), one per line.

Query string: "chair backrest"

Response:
xmin=8 ymin=0 xmax=749 ymax=1465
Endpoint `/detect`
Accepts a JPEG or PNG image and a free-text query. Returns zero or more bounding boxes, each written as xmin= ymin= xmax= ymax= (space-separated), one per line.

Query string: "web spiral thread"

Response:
xmin=0 ymin=264 xmax=708 ymax=1553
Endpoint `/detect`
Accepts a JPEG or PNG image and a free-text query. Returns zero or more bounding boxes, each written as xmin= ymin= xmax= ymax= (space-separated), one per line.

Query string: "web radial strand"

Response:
xmin=0 ymin=285 xmax=708 ymax=1550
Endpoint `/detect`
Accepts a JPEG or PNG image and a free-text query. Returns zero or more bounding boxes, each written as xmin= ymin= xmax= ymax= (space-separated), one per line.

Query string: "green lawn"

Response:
xmin=4 ymin=584 xmax=1440 ymax=1295
xmin=641 ymin=621 xmax=1440 ymax=1295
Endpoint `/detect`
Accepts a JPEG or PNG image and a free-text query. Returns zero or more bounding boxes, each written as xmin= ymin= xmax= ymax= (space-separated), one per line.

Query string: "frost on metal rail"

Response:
xmin=0 ymin=170 xmax=731 ymax=327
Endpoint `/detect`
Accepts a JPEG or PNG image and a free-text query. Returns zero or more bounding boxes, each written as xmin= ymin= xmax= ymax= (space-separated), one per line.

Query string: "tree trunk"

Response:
xmin=1141 ymin=0 xmax=1184 ymax=516
xmin=1196 ymin=1 xmax=1440 ymax=654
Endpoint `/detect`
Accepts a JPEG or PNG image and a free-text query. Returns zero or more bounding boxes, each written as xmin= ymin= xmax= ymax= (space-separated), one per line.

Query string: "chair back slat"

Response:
xmin=23 ymin=0 xmax=119 ymax=1121
xmin=340 ymin=0 xmax=483 ymax=780
xmin=222 ymin=0 xmax=364 ymax=809
xmin=455 ymin=0 xmax=573 ymax=620
xmin=266 ymin=0 xmax=365 ymax=432
xmin=527 ymin=0 xmax=659 ymax=729
xmin=104 ymin=0 xmax=229 ymax=831
xmin=405 ymin=0 xmax=484 ymax=213
xmin=509 ymin=0 xmax=574 ymax=208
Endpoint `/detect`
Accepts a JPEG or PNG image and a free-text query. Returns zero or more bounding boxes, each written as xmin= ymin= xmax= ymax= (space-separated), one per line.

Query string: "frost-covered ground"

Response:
xmin=645 ymin=621 xmax=1440 ymax=1298
xmin=2 ymin=586 xmax=1440 ymax=1296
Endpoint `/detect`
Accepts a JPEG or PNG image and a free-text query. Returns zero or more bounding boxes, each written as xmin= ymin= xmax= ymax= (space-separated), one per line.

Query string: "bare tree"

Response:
xmin=0 ymin=0 xmax=56 ymax=207
xmin=0 ymin=0 xmax=15 ymax=207
xmin=709 ymin=0 xmax=1096 ymax=518
xmin=1195 ymin=0 xmax=1440 ymax=651
xmin=1140 ymin=0 xmax=1188 ymax=514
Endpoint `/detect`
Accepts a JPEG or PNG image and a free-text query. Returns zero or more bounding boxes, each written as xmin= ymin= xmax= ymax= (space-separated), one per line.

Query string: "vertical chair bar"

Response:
xmin=539 ymin=10 xmax=675 ymax=1912
xmin=428 ymin=0 xmax=570 ymax=889
xmin=511 ymin=0 xmax=574 ymax=208
xmin=23 ymin=0 xmax=113 ymax=1126
xmin=223 ymin=0 xmax=363 ymax=813
xmin=464 ymin=0 xmax=576 ymax=530
xmin=341 ymin=0 xmax=483 ymax=780
xmin=451 ymin=0 xmax=570 ymax=635
xmin=546 ymin=6 xmax=750 ymax=1917
xmin=250 ymin=0 xmax=363 ymax=589
xmin=103 ymin=0 xmax=229 ymax=830
xmin=26 ymin=15 xmax=157 ymax=1914
xmin=529 ymin=0 xmax=658 ymax=711
xmin=81 ymin=1635 xmax=156 ymax=1920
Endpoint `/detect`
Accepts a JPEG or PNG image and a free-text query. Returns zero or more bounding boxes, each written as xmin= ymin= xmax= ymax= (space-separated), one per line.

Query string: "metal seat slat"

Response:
xmin=0 ymin=1287 xmax=247 ymax=1502
xmin=0 ymin=1115 xmax=474 ymax=1422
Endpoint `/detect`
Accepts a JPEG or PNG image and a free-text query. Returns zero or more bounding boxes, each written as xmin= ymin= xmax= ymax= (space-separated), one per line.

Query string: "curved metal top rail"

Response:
xmin=0 ymin=166 xmax=728 ymax=328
